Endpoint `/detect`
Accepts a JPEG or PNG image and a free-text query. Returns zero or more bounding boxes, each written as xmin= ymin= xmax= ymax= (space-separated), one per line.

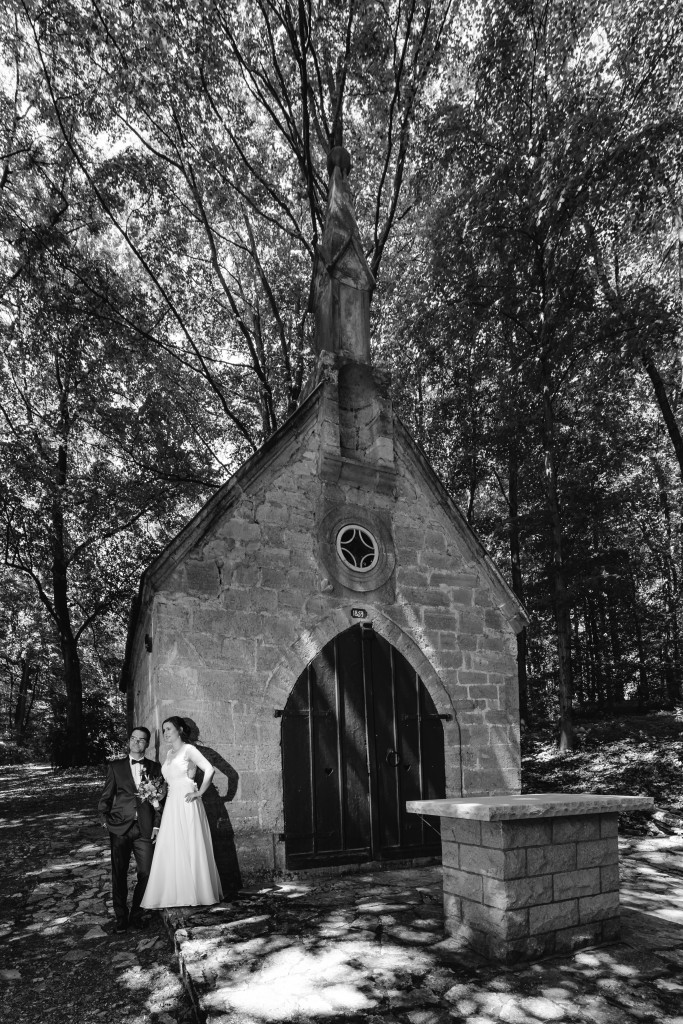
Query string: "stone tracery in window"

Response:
xmin=336 ymin=524 xmax=379 ymax=573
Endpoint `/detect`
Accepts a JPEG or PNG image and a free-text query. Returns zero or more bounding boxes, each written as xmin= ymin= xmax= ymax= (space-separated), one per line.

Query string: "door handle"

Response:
xmin=386 ymin=749 xmax=401 ymax=768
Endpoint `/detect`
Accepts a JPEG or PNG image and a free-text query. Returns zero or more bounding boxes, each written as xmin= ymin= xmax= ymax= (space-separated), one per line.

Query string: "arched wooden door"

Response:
xmin=281 ymin=625 xmax=445 ymax=868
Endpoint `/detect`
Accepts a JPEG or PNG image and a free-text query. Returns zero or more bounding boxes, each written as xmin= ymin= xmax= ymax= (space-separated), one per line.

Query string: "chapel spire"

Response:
xmin=312 ymin=146 xmax=376 ymax=364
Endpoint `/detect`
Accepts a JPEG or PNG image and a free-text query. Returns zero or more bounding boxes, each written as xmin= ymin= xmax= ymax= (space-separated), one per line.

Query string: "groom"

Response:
xmin=98 ymin=726 xmax=164 ymax=933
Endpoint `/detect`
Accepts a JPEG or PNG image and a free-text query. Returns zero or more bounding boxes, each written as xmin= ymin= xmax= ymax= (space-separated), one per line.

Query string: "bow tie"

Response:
xmin=130 ymin=758 xmax=144 ymax=764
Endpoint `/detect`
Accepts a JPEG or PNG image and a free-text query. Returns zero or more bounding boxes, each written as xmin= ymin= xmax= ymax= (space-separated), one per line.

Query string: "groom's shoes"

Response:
xmin=129 ymin=914 xmax=149 ymax=930
xmin=112 ymin=919 xmax=128 ymax=934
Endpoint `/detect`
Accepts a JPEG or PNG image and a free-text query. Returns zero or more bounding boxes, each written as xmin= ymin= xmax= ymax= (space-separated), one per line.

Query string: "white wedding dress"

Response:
xmin=142 ymin=743 xmax=223 ymax=908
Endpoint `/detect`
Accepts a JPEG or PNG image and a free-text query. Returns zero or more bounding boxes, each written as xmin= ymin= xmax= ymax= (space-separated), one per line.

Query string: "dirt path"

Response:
xmin=0 ymin=764 xmax=196 ymax=1024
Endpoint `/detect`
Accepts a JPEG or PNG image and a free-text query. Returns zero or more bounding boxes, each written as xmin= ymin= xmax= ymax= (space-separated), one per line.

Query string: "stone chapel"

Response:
xmin=121 ymin=148 xmax=528 ymax=887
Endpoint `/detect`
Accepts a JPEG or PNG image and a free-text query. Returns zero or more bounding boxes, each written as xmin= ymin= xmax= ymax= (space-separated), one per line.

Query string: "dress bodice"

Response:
xmin=162 ymin=744 xmax=201 ymax=787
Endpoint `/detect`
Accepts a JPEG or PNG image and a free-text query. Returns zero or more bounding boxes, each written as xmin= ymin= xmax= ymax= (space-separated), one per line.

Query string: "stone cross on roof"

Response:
xmin=312 ymin=146 xmax=376 ymax=364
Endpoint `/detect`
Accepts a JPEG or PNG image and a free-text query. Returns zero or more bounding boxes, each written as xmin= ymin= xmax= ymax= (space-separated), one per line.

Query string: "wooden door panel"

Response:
xmin=281 ymin=673 xmax=313 ymax=857
xmin=310 ymin=651 xmax=343 ymax=852
xmin=337 ymin=626 xmax=371 ymax=852
xmin=369 ymin=633 xmax=401 ymax=851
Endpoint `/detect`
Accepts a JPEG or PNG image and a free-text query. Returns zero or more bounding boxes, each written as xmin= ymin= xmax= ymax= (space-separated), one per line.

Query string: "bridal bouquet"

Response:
xmin=138 ymin=772 xmax=164 ymax=809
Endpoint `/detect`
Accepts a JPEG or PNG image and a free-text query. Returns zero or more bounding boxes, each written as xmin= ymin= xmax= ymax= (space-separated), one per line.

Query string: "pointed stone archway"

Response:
xmin=280 ymin=624 xmax=446 ymax=869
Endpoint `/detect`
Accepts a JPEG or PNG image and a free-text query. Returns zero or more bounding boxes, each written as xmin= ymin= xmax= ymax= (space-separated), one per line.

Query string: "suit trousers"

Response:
xmin=110 ymin=821 xmax=153 ymax=924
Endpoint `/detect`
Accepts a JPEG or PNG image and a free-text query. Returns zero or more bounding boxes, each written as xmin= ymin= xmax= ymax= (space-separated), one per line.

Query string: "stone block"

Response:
xmin=442 ymin=867 xmax=483 ymax=902
xmin=465 ymin=684 xmax=502 ymax=703
xmin=418 ymin=551 xmax=455 ymax=571
xmin=552 ymin=867 xmax=600 ymax=901
xmin=460 ymin=611 xmax=485 ymax=634
xmin=429 ymin=572 xmax=471 ymax=590
xmin=260 ymin=566 xmax=288 ymax=589
xmin=478 ymin=638 xmax=506 ymax=654
xmin=600 ymin=813 xmax=619 ymax=838
xmin=262 ymin=616 xmax=298 ymax=643
xmin=461 ymin=725 xmax=490 ymax=746
xmin=225 ymin=611 xmax=262 ymax=638
xmin=233 ymin=565 xmax=260 ymax=587
xmin=600 ymin=863 xmax=620 ymax=892
xmin=485 ymin=609 xmax=503 ymax=630
xmin=185 ymin=560 xmax=220 ymax=594
xmin=460 ymin=900 xmax=529 ymax=940
xmin=484 ymin=709 xmax=514 ymax=725
xmin=482 ymin=875 xmax=553 ymax=911
xmin=443 ymin=892 xmax=462 ymax=924
xmin=441 ymin=818 xmax=481 ymax=846
xmin=435 ymin=650 xmax=464 ymax=671
xmin=424 ymin=529 xmax=447 ymax=551
xmin=459 ymin=843 xmax=527 ymax=880
xmin=194 ymin=608 xmax=233 ymax=634
xmin=394 ymin=526 xmax=427 ymax=548
xmin=220 ymin=520 xmax=261 ymax=542
xmin=497 ymin=820 xmax=553 ymax=849
xmin=552 ymin=816 xmax=600 ymax=844
xmin=528 ymin=899 xmax=579 ymax=935
xmin=219 ymin=638 xmax=256 ymax=670
xmin=526 ymin=843 xmax=576 ymax=875
xmin=398 ymin=568 xmax=431 ymax=588
xmin=441 ymin=841 xmax=459 ymax=869
xmin=255 ymin=645 xmax=282 ymax=673
xmin=277 ymin=589 xmax=307 ymax=611
xmin=578 ymin=891 xmax=620 ymax=924
xmin=458 ymin=634 xmax=479 ymax=650
xmin=423 ymin=611 xmax=457 ymax=631
xmin=403 ymin=587 xmax=450 ymax=608
xmin=576 ymin=838 xmax=619 ymax=869
xmin=458 ymin=670 xmax=488 ymax=688
xmin=254 ymin=501 xmax=290 ymax=524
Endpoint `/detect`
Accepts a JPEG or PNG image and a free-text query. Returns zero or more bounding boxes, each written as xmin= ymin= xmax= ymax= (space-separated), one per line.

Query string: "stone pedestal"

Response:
xmin=407 ymin=794 xmax=653 ymax=963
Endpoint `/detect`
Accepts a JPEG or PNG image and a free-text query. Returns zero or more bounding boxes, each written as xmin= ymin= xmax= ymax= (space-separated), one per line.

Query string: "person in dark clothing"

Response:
xmin=98 ymin=726 xmax=164 ymax=933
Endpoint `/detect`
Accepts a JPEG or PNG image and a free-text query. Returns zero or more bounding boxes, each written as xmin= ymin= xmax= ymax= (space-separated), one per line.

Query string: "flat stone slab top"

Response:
xmin=407 ymin=793 xmax=654 ymax=820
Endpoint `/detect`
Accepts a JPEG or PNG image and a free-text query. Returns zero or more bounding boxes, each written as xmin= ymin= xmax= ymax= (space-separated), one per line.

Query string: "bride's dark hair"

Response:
xmin=162 ymin=716 xmax=189 ymax=739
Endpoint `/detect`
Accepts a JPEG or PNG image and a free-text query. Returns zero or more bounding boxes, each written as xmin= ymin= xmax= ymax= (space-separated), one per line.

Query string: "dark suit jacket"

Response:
xmin=98 ymin=757 xmax=164 ymax=838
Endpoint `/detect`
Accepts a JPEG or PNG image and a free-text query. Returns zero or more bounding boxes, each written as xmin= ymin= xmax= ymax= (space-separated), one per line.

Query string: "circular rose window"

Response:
xmin=336 ymin=524 xmax=379 ymax=573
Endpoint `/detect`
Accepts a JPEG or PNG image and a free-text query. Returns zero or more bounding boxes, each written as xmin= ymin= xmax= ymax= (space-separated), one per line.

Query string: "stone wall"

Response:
xmin=131 ymin=385 xmax=521 ymax=883
xmin=441 ymin=813 xmax=622 ymax=962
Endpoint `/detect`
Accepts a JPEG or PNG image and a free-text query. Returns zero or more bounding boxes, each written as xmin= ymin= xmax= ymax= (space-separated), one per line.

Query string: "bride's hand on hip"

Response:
xmin=185 ymin=792 xmax=201 ymax=803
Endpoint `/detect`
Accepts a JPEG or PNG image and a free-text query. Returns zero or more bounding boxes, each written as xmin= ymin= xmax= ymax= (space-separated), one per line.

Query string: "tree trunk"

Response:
xmin=540 ymin=361 xmax=573 ymax=750
xmin=629 ymin=572 xmax=649 ymax=704
xmin=52 ymin=397 xmax=86 ymax=764
xmin=572 ymin=609 xmax=584 ymax=707
xmin=585 ymin=598 xmax=593 ymax=704
xmin=596 ymin=591 xmax=614 ymax=705
xmin=642 ymin=349 xmax=683 ymax=482
xmin=608 ymin=599 xmax=625 ymax=703
xmin=13 ymin=653 xmax=32 ymax=740
xmin=508 ymin=447 xmax=528 ymax=722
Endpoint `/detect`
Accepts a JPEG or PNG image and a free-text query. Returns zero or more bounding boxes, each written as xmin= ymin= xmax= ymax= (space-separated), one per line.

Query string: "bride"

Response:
xmin=142 ymin=716 xmax=223 ymax=909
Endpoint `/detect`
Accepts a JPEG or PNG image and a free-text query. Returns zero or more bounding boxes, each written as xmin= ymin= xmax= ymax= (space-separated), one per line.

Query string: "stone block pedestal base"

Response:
xmin=407 ymin=793 xmax=653 ymax=964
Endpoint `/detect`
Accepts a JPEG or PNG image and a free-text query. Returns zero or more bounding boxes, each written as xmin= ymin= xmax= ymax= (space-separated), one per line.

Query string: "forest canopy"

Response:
xmin=1 ymin=0 xmax=682 ymax=763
